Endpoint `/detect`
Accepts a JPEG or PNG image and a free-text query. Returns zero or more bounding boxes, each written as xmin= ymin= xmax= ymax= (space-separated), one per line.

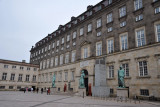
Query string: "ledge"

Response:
xmin=124 ymin=76 xmax=131 ymax=79
xmin=106 ymin=21 xmax=113 ymax=27
xmin=136 ymin=75 xmax=151 ymax=79
xmin=70 ymin=80 xmax=75 ymax=82
xmin=95 ymin=26 xmax=102 ymax=31
xmin=87 ymin=31 xmax=92 ymax=35
xmin=107 ymin=78 xmax=115 ymax=80
xmin=118 ymin=15 xmax=127 ymax=21
xmin=151 ymin=1 xmax=160 ymax=7
xmin=133 ymin=7 xmax=144 ymax=15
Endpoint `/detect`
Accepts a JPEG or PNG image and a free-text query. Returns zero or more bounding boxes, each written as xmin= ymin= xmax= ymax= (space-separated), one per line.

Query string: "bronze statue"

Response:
xmin=118 ymin=66 xmax=125 ymax=88
xmin=79 ymin=70 xmax=85 ymax=88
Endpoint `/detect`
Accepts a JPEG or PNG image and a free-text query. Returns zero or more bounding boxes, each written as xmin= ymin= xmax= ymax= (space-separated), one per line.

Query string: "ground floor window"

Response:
xmin=17 ymin=86 xmax=21 ymax=89
xmin=0 ymin=86 xmax=5 ymax=89
xmin=110 ymin=88 xmax=114 ymax=94
xmin=140 ymin=89 xmax=149 ymax=96
xmin=9 ymin=86 xmax=14 ymax=89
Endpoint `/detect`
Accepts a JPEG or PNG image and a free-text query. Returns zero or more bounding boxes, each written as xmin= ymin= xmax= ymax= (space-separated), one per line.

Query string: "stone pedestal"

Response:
xmin=92 ymin=86 xmax=110 ymax=97
xmin=78 ymin=88 xmax=86 ymax=97
xmin=50 ymin=87 xmax=56 ymax=95
xmin=117 ymin=88 xmax=128 ymax=98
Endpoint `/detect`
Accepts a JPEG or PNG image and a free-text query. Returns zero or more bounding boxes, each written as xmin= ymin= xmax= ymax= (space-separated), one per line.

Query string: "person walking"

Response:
xmin=41 ymin=88 xmax=43 ymax=94
xmin=24 ymin=88 xmax=26 ymax=93
xmin=48 ymin=88 xmax=50 ymax=95
xmin=36 ymin=88 xmax=39 ymax=94
xmin=46 ymin=88 xmax=48 ymax=95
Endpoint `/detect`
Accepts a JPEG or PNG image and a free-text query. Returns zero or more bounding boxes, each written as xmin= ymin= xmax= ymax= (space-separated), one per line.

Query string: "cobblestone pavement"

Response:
xmin=0 ymin=91 xmax=159 ymax=107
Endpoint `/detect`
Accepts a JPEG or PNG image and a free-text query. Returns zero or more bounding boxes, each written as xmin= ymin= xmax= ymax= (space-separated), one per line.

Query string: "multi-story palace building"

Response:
xmin=0 ymin=59 xmax=39 ymax=91
xmin=30 ymin=0 xmax=160 ymax=98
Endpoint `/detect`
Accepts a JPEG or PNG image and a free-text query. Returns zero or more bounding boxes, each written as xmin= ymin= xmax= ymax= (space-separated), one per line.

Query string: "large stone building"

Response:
xmin=30 ymin=0 xmax=160 ymax=98
xmin=0 ymin=59 xmax=39 ymax=91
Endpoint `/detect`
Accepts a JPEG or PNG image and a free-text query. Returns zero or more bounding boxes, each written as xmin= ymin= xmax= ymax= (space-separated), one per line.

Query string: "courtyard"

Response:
xmin=0 ymin=91 xmax=159 ymax=107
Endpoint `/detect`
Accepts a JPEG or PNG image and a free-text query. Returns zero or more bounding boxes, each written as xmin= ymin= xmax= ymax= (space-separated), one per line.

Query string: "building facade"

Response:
xmin=30 ymin=0 xmax=160 ymax=98
xmin=0 ymin=59 xmax=39 ymax=91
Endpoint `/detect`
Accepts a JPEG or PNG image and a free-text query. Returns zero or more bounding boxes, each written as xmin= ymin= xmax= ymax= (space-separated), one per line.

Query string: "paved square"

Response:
xmin=0 ymin=91 xmax=159 ymax=107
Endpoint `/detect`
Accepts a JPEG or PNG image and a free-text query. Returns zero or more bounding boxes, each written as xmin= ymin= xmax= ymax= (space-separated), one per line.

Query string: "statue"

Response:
xmin=52 ymin=74 xmax=56 ymax=88
xmin=118 ymin=66 xmax=125 ymax=88
xmin=79 ymin=70 xmax=85 ymax=88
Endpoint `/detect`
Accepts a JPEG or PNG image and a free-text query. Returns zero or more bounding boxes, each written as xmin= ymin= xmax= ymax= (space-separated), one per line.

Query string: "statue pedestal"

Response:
xmin=78 ymin=88 xmax=86 ymax=97
xmin=50 ymin=87 xmax=56 ymax=95
xmin=117 ymin=88 xmax=128 ymax=98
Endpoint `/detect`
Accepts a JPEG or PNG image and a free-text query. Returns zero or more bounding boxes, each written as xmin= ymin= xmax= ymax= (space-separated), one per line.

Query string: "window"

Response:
xmin=108 ymin=0 xmax=112 ymax=4
xmin=71 ymin=51 xmax=76 ymax=62
xmin=65 ymin=53 xmax=69 ymax=64
xmin=80 ymin=28 xmax=84 ymax=36
xmin=107 ymin=39 xmax=114 ymax=53
xmin=107 ymin=13 xmax=113 ymax=23
xmin=27 ymin=67 xmax=30 ymax=70
xmin=65 ymin=72 xmax=68 ymax=81
xmin=20 ymin=66 xmax=24 ymax=70
xmin=97 ymin=18 xmax=102 ymax=28
xmin=140 ymin=89 xmax=149 ymax=96
xmin=42 ymin=48 xmax=44 ymax=53
xmin=0 ymin=86 xmax=5 ymax=89
xmin=107 ymin=27 xmax=113 ymax=32
xmin=108 ymin=65 xmax=114 ymax=78
xmin=97 ymin=31 xmax=101 ymax=37
xmin=120 ymin=33 xmax=128 ymax=50
xmin=122 ymin=63 xmax=129 ymax=77
xmin=88 ymin=23 xmax=92 ymax=32
xmin=61 ymin=47 xmax=64 ymax=50
xmin=2 ymin=73 xmax=7 ymax=80
xmin=26 ymin=75 xmax=30 ymax=81
xmin=80 ymin=16 xmax=84 ymax=21
xmin=119 ymin=6 xmax=126 ymax=18
xmin=57 ymin=40 xmax=59 ymax=46
xmin=48 ymin=44 xmax=51 ymax=50
xmin=120 ymin=21 xmax=126 ymax=27
xmin=96 ymin=42 xmax=102 ymax=56
xmin=60 ymin=54 xmax=64 ymax=65
xmin=12 ymin=65 xmax=16 ymax=69
xmin=33 ymin=75 xmax=36 ymax=82
xmin=46 ymin=59 xmax=50 ymax=68
xmin=52 ymin=42 xmax=55 ymax=48
xmin=62 ymin=38 xmax=64 ymax=44
xmin=50 ymin=57 xmax=54 ymax=67
xmin=89 ymin=11 xmax=92 ymax=16
xmin=155 ymin=6 xmax=160 ymax=14
xmin=17 ymin=86 xmax=21 ymax=89
xmin=18 ymin=74 xmax=23 ymax=81
xmin=153 ymin=0 xmax=158 ymax=2
xmin=67 ymin=35 xmax=70 ymax=42
xmin=4 ymin=65 xmax=8 ymax=68
xmin=34 ymin=68 xmax=37 ymax=71
xmin=84 ymin=47 xmax=88 ymax=58
xmin=55 ymin=56 xmax=58 ymax=66
xmin=9 ymin=86 xmax=13 ymax=89
xmin=155 ymin=23 xmax=160 ymax=42
xmin=135 ymin=28 xmax=146 ymax=47
xmin=73 ymin=42 xmax=76 ymax=46
xmin=59 ymin=72 xmax=62 ymax=81
xmin=136 ymin=14 xmax=143 ymax=21
xmin=73 ymin=32 xmax=77 ymax=39
xmin=66 ymin=45 xmax=70 ymax=49
xmin=71 ymin=71 xmax=75 ymax=81
xmin=45 ymin=46 xmax=47 ymax=52
xmin=10 ymin=74 xmax=15 ymax=81
xmin=110 ymin=88 xmax=114 ymax=94
xmin=134 ymin=0 xmax=143 ymax=11
xmin=139 ymin=61 xmax=148 ymax=76
xmin=97 ymin=5 xmax=102 ymax=11
xmin=56 ymin=49 xmax=59 ymax=52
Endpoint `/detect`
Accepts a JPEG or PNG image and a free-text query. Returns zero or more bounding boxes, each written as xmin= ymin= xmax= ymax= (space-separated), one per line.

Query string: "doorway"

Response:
xmin=82 ymin=69 xmax=88 ymax=96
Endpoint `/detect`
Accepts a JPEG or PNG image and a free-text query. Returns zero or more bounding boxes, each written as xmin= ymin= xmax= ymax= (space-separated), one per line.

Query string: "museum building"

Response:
xmin=30 ymin=0 xmax=160 ymax=98
xmin=0 ymin=59 xmax=39 ymax=91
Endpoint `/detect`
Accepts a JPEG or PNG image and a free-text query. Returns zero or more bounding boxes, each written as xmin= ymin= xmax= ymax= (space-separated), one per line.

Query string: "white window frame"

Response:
xmin=84 ymin=47 xmax=88 ymax=58
xmin=107 ymin=13 xmax=113 ymax=23
xmin=65 ymin=53 xmax=69 ymax=64
xmin=108 ymin=65 xmax=114 ymax=78
xmin=88 ymin=23 xmax=92 ymax=32
xmin=107 ymin=38 xmax=114 ymax=54
xmin=80 ymin=28 xmax=84 ymax=36
xmin=122 ymin=63 xmax=129 ymax=77
xmin=73 ymin=31 xmax=77 ymax=39
xmin=61 ymin=38 xmax=64 ymax=44
xmin=120 ymin=32 xmax=128 ymax=51
xmin=136 ymin=14 xmax=143 ymax=22
xmin=138 ymin=61 xmax=148 ymax=76
xmin=67 ymin=35 xmax=70 ymax=42
xmin=135 ymin=27 xmax=146 ymax=47
xmin=52 ymin=42 xmax=55 ymax=48
xmin=60 ymin=54 xmax=64 ymax=65
xmin=71 ymin=51 xmax=76 ymax=62
xmin=119 ymin=6 xmax=126 ymax=18
xmin=55 ymin=56 xmax=58 ymax=66
xmin=65 ymin=72 xmax=68 ymax=81
xmin=154 ymin=21 xmax=160 ymax=42
xmin=155 ymin=6 xmax=160 ymax=14
xmin=96 ymin=42 xmax=102 ymax=56
xmin=57 ymin=40 xmax=59 ymax=46
xmin=97 ymin=18 xmax=102 ymax=28
xmin=134 ymin=0 xmax=143 ymax=11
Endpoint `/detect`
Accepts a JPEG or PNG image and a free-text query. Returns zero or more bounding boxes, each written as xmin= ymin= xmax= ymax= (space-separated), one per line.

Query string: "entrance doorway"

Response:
xmin=82 ymin=69 xmax=88 ymax=96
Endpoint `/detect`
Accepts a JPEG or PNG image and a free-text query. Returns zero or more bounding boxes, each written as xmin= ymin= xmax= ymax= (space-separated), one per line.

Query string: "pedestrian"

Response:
xmin=47 ymin=88 xmax=48 ymax=95
xmin=31 ymin=88 xmax=33 ymax=93
xmin=36 ymin=88 xmax=39 ymax=94
xmin=24 ymin=88 xmax=26 ymax=93
xmin=48 ymin=88 xmax=50 ymax=95
xmin=41 ymin=88 xmax=43 ymax=94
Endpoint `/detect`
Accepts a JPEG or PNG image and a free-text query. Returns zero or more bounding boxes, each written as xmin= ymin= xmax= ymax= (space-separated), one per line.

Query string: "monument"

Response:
xmin=78 ymin=70 xmax=86 ymax=97
xmin=51 ymin=74 xmax=56 ymax=94
xmin=117 ymin=66 xmax=128 ymax=98
xmin=92 ymin=58 xmax=110 ymax=97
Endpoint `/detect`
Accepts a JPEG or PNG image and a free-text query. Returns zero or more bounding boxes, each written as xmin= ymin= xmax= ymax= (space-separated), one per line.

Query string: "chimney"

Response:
xmin=58 ymin=25 xmax=63 ymax=29
xmin=71 ymin=16 xmax=76 ymax=21
xmin=87 ymin=5 xmax=93 ymax=10
xmin=22 ymin=60 xmax=26 ymax=63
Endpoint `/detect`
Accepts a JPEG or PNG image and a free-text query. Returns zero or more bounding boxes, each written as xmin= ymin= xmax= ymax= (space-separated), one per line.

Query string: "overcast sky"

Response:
xmin=0 ymin=0 xmax=101 ymax=63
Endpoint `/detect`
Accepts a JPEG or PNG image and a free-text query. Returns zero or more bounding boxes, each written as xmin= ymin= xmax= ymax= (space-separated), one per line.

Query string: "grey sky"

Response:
xmin=0 ymin=0 xmax=101 ymax=63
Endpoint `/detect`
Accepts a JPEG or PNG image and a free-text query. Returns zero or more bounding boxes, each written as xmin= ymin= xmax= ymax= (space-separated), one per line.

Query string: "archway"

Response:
xmin=81 ymin=69 xmax=88 ymax=96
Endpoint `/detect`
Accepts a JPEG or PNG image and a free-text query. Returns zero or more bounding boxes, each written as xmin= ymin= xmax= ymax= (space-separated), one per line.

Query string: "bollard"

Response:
xmin=83 ymin=91 xmax=84 ymax=98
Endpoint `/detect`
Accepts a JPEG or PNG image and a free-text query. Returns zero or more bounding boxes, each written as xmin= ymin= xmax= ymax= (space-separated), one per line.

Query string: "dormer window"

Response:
xmin=68 ymin=24 xmax=71 ymax=28
xmin=97 ymin=5 xmax=102 ymax=11
xmin=63 ymin=27 xmax=65 ymax=31
xmin=80 ymin=16 xmax=84 ymax=21
xmin=54 ymin=33 xmax=56 ymax=36
xmin=74 ymin=20 xmax=77 ymax=24
xmin=89 ymin=11 xmax=92 ymax=16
